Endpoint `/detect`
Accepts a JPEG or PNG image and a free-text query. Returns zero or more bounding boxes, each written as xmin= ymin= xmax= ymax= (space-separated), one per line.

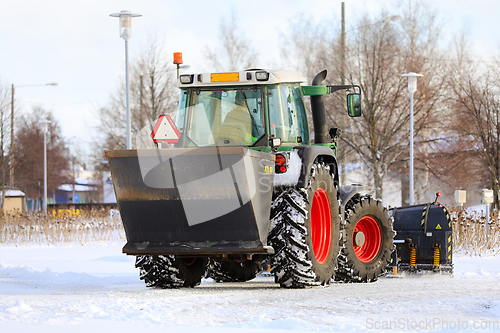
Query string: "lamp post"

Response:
xmin=482 ymin=189 xmax=494 ymax=249
xmin=401 ymin=72 xmax=423 ymax=205
xmin=110 ymin=10 xmax=142 ymax=149
xmin=39 ymin=119 xmax=51 ymax=216
xmin=10 ymin=83 xmax=57 ymax=189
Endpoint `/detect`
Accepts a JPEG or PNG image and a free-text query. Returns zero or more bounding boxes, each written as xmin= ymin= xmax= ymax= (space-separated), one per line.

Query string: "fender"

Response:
xmin=294 ymin=145 xmax=339 ymax=188
xmin=339 ymin=184 xmax=364 ymax=205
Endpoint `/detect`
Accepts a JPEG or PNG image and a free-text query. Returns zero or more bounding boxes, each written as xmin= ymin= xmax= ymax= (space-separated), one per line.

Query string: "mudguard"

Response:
xmin=294 ymin=145 xmax=339 ymax=188
xmin=339 ymin=184 xmax=364 ymax=204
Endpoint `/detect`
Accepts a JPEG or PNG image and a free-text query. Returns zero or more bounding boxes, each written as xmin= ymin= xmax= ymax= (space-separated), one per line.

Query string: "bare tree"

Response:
xmin=281 ymin=1 xmax=447 ymax=203
xmin=14 ymin=107 xmax=70 ymax=202
xmin=445 ymin=36 xmax=500 ymax=205
xmin=205 ymin=11 xmax=258 ymax=71
xmin=279 ymin=15 xmax=337 ymax=82
xmin=96 ymin=40 xmax=178 ymax=151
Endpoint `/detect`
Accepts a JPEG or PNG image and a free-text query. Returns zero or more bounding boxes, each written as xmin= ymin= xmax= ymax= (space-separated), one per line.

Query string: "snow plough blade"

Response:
xmin=105 ymin=147 xmax=275 ymax=256
xmin=390 ymin=203 xmax=453 ymax=274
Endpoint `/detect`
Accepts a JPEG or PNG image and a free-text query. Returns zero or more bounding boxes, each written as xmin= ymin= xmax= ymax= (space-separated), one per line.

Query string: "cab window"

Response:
xmin=268 ymin=85 xmax=297 ymax=143
xmin=183 ymin=87 xmax=265 ymax=147
xmin=291 ymin=85 xmax=310 ymax=144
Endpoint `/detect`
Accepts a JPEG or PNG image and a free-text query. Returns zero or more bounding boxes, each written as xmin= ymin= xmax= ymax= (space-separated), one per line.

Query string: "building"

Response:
xmin=55 ymin=167 xmax=100 ymax=204
xmin=3 ymin=189 xmax=26 ymax=212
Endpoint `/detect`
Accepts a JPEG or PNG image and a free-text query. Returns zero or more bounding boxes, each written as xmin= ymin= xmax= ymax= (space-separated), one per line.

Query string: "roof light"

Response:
xmin=211 ymin=72 xmax=239 ymax=82
xmin=255 ymin=71 xmax=269 ymax=81
xmin=173 ymin=52 xmax=183 ymax=64
xmin=179 ymin=74 xmax=194 ymax=84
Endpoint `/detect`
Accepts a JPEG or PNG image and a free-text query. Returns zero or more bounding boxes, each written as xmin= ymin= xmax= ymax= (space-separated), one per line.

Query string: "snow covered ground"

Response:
xmin=0 ymin=244 xmax=499 ymax=332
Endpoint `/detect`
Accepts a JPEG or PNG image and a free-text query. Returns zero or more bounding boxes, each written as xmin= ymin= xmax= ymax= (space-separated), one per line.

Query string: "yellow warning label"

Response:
xmin=264 ymin=166 xmax=273 ymax=174
xmin=436 ymin=224 xmax=442 ymax=230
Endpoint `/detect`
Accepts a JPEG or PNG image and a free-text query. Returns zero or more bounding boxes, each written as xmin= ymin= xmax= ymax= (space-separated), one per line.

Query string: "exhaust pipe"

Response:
xmin=311 ymin=70 xmax=328 ymax=144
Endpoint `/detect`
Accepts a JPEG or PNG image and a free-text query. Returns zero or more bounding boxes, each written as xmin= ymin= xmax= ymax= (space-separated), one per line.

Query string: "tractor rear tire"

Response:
xmin=269 ymin=161 xmax=340 ymax=288
xmin=336 ymin=194 xmax=395 ymax=283
xmin=135 ymin=255 xmax=208 ymax=288
xmin=207 ymin=257 xmax=264 ymax=282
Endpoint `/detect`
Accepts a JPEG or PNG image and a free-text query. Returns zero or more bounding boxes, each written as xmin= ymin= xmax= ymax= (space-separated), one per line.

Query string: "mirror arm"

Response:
xmin=327 ymin=85 xmax=361 ymax=94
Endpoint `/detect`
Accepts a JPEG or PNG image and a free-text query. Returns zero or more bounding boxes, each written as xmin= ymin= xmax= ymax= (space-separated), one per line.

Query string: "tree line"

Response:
xmin=2 ymin=0 xmax=498 ymax=208
xmin=94 ymin=0 xmax=500 ymax=207
xmin=0 ymin=89 xmax=70 ymax=209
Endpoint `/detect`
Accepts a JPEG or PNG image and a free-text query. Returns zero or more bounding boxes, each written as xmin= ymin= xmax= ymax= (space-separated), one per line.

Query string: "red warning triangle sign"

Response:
xmin=151 ymin=115 xmax=181 ymax=143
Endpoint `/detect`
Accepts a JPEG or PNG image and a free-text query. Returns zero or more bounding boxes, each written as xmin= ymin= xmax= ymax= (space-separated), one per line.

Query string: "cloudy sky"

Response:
xmin=0 ymin=0 xmax=498 ymax=161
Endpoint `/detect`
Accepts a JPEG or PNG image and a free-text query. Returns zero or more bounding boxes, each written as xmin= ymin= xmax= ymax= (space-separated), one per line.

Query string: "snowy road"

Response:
xmin=0 ymin=244 xmax=499 ymax=332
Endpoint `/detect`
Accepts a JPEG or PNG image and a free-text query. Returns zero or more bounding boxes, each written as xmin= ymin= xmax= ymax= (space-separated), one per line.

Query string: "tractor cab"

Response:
xmin=171 ymin=69 xmax=311 ymax=150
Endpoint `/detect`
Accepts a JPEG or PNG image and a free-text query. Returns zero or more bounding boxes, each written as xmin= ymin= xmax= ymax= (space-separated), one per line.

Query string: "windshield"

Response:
xmin=178 ymin=87 xmax=265 ymax=147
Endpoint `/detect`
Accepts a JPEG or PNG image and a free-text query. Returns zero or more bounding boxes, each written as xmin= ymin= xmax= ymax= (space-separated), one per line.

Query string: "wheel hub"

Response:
xmin=352 ymin=216 xmax=381 ymax=263
xmin=354 ymin=231 xmax=365 ymax=247
xmin=311 ymin=188 xmax=332 ymax=264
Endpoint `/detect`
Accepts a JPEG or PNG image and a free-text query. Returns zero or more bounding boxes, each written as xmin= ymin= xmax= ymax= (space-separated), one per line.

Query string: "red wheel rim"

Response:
xmin=311 ymin=188 xmax=332 ymax=264
xmin=352 ymin=216 xmax=381 ymax=263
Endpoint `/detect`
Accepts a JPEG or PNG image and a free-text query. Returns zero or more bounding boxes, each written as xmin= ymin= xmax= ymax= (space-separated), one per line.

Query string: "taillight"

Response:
xmin=275 ymin=153 xmax=287 ymax=173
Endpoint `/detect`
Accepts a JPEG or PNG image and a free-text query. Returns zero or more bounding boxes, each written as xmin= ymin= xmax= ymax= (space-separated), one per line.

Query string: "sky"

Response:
xmin=0 ymin=0 xmax=499 ymax=164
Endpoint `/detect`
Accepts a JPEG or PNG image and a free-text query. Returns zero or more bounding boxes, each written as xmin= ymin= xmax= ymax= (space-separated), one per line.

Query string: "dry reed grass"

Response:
xmin=1 ymin=205 xmax=498 ymax=256
xmin=0 ymin=208 xmax=125 ymax=245
xmin=450 ymin=207 xmax=500 ymax=256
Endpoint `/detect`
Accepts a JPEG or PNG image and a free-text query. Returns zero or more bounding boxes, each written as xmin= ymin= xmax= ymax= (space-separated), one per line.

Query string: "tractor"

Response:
xmin=105 ymin=68 xmax=451 ymax=288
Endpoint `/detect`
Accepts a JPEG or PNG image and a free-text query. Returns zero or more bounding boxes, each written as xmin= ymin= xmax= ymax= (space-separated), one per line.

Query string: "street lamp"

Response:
xmin=401 ymin=72 xmax=423 ymax=206
xmin=384 ymin=15 xmax=402 ymax=23
xmin=110 ymin=10 xmax=142 ymax=149
xmin=482 ymin=189 xmax=494 ymax=249
xmin=39 ymin=119 xmax=51 ymax=216
xmin=11 ymin=83 xmax=57 ymax=188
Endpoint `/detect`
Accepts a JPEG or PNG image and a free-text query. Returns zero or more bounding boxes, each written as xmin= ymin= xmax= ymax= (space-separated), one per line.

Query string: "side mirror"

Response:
xmin=347 ymin=93 xmax=362 ymax=117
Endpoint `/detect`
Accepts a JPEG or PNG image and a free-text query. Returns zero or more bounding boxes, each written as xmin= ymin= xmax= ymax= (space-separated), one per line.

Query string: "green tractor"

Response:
xmin=106 ymin=68 xmax=399 ymax=288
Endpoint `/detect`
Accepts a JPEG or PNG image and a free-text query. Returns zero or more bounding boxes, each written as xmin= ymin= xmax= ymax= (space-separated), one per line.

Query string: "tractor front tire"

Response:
xmin=336 ymin=195 xmax=395 ymax=283
xmin=135 ymin=255 xmax=208 ymax=288
xmin=269 ymin=161 xmax=340 ymax=288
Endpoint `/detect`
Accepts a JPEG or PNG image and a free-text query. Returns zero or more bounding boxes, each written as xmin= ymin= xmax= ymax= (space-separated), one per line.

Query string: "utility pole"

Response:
xmin=340 ymin=2 xmax=347 ymax=186
xmin=10 ymin=84 xmax=14 ymax=188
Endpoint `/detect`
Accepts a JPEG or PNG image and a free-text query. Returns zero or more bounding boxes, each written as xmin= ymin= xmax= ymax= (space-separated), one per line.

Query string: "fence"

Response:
xmin=450 ymin=207 xmax=500 ymax=256
xmin=1 ymin=205 xmax=499 ymax=255
xmin=0 ymin=207 xmax=124 ymax=245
